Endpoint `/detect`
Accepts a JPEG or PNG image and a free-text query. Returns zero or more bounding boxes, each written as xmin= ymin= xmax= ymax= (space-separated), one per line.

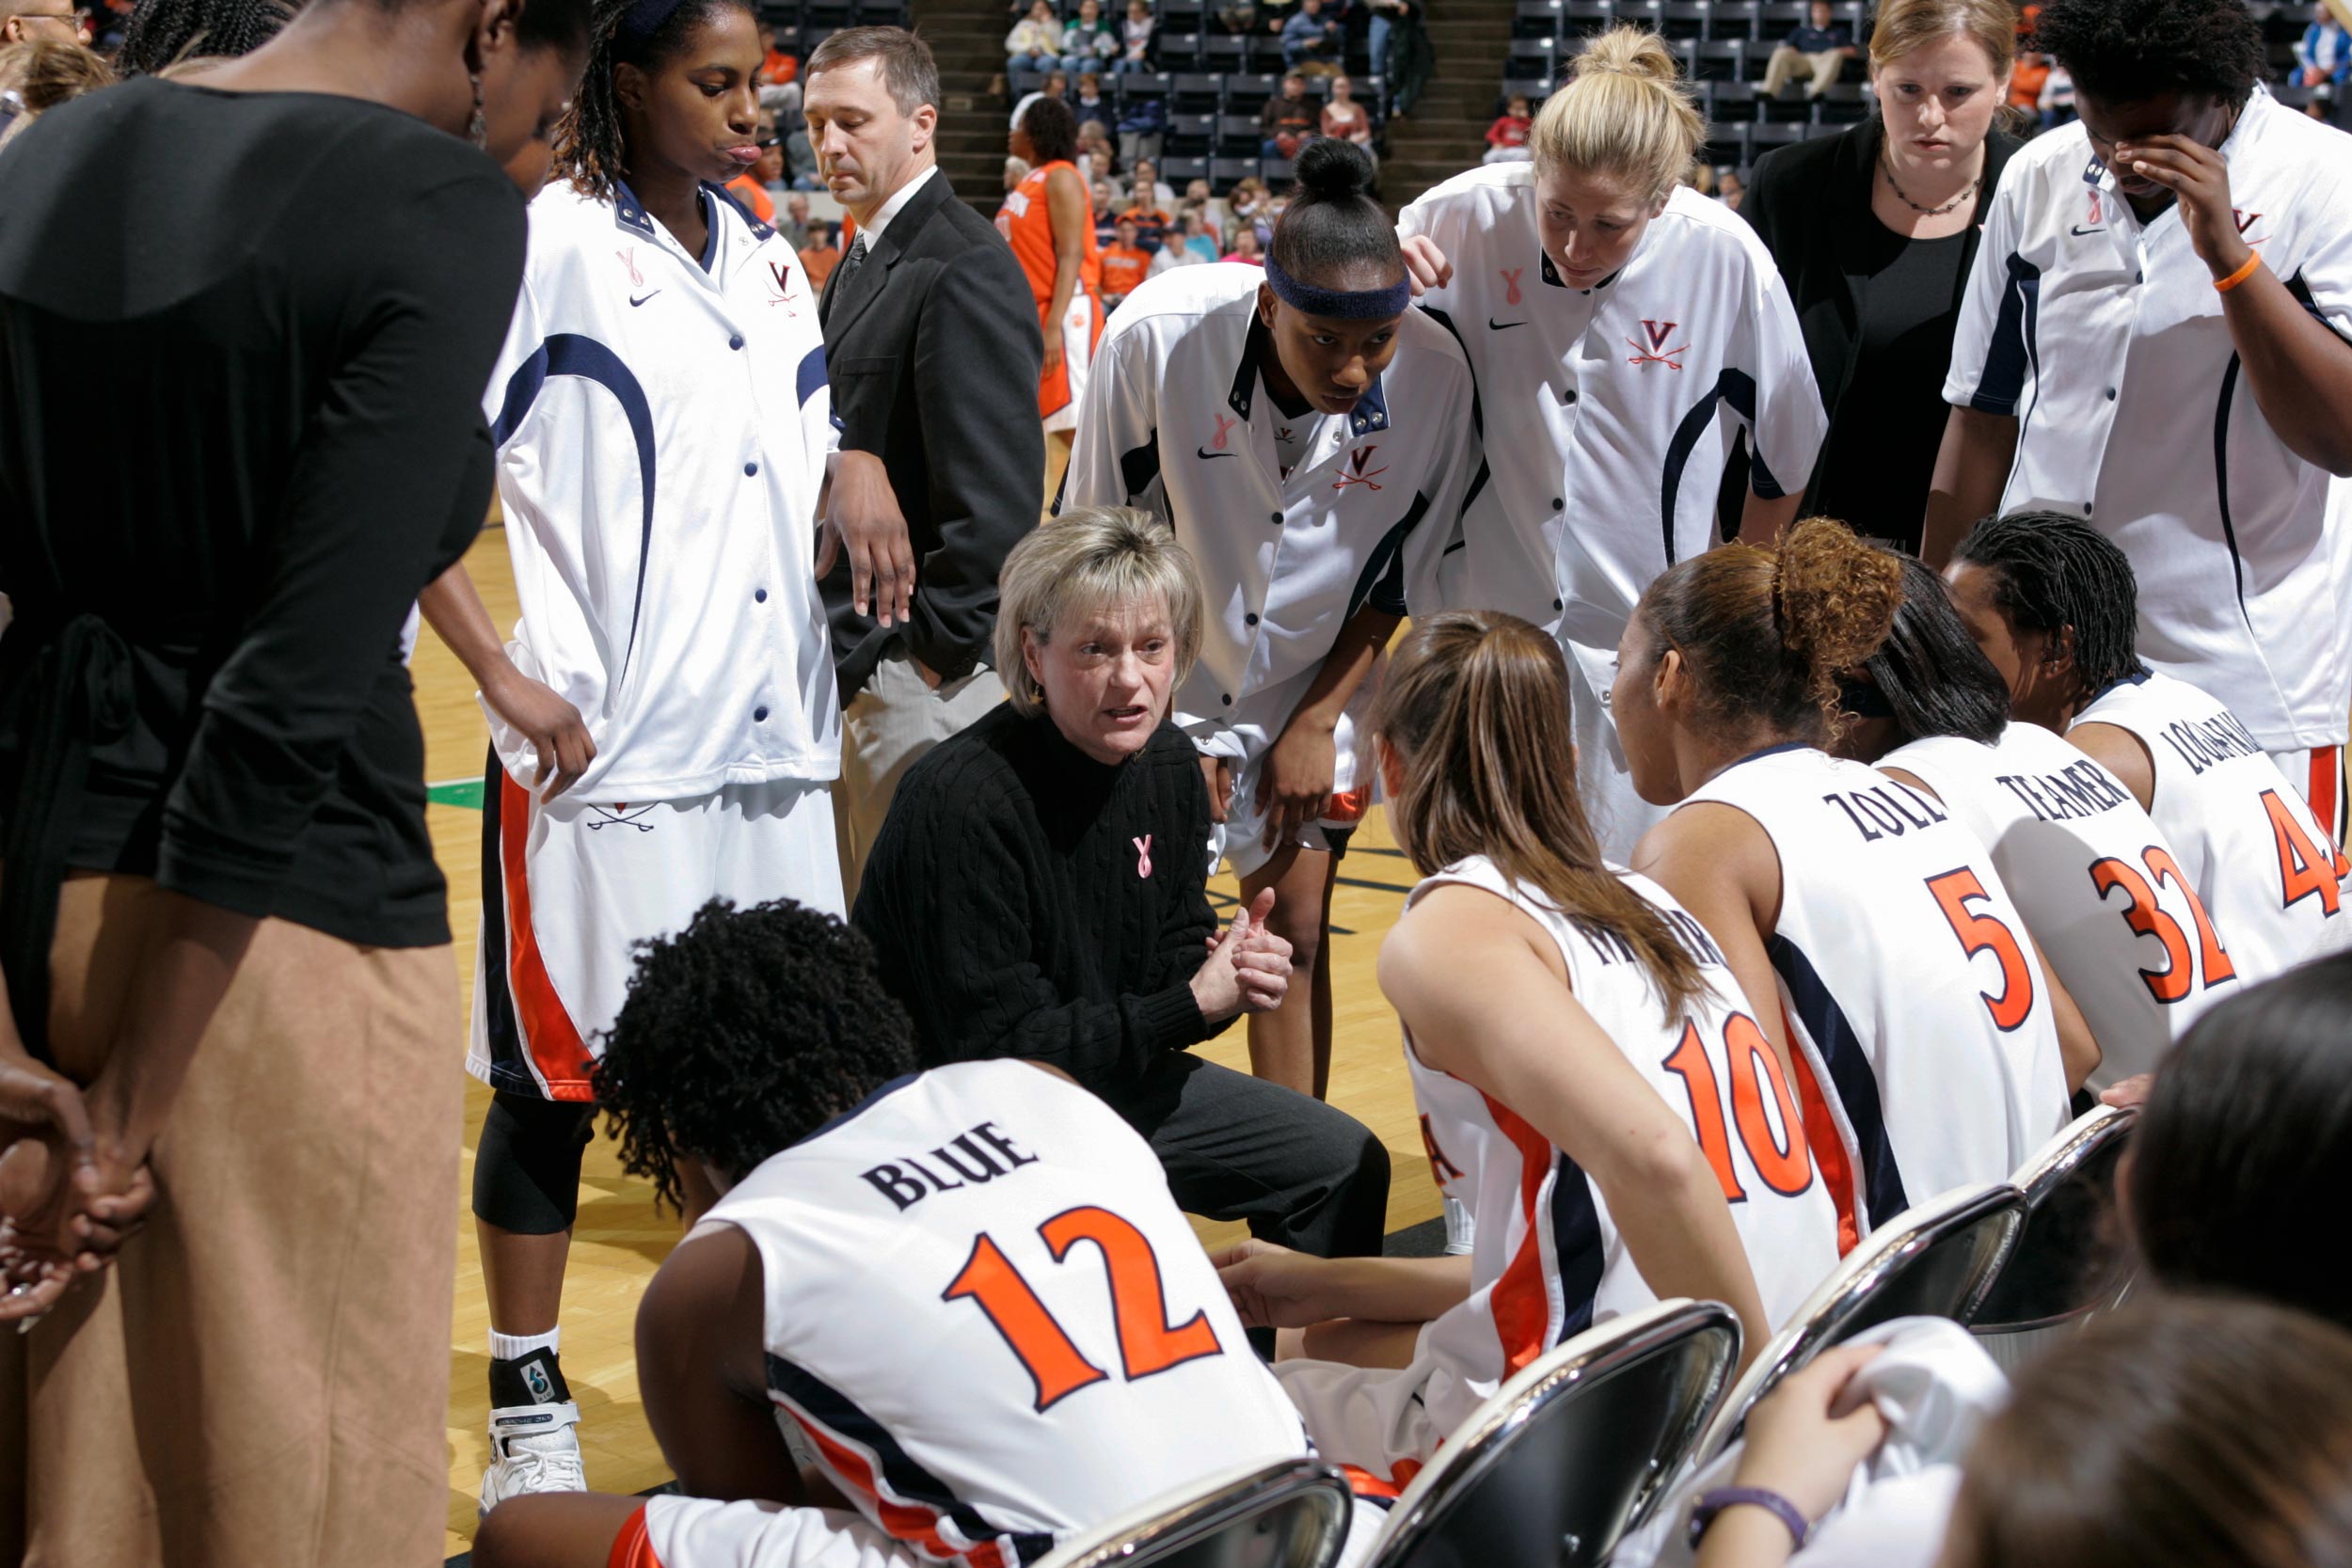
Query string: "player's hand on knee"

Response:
xmin=828 ymin=451 xmax=917 ymax=629
xmin=1258 ymin=720 xmax=1337 ymax=850
xmin=1209 ymin=1238 xmax=1331 ymax=1328
xmin=485 ymin=669 xmax=596 ymax=800
xmin=1399 ymin=233 xmax=1452 ymax=296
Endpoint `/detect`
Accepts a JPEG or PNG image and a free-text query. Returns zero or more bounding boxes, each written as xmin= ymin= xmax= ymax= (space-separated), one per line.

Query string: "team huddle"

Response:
xmin=433 ymin=1 xmax=2350 ymax=1565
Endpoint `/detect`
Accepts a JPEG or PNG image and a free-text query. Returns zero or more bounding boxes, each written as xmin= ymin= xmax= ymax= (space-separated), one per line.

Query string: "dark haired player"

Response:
xmin=470 ymin=899 xmax=1377 ymax=1568
xmin=1928 ymin=0 xmax=2352 ymax=842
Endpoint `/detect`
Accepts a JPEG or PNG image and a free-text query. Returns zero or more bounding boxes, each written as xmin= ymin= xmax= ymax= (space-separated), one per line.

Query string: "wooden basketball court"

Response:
xmin=419 ymin=527 xmax=1441 ymax=1556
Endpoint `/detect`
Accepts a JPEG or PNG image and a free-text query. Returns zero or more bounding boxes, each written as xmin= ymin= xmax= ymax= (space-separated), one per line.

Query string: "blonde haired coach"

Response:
xmin=852 ymin=508 xmax=1392 ymax=1265
xmin=1395 ymin=27 xmax=1826 ymax=862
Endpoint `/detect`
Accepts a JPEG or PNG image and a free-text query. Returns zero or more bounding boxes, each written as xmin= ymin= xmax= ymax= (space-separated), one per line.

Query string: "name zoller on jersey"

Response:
xmin=860 ymin=1120 xmax=1042 ymax=1212
xmin=1821 ymin=780 xmax=1950 ymax=843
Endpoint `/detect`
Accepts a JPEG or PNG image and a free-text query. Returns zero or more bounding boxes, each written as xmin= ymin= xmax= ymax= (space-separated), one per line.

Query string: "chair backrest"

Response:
xmin=1692 ymin=1182 xmax=2024 ymax=1468
xmin=1363 ymin=1299 xmax=1741 ymax=1568
xmin=1035 ymin=1458 xmax=1356 ymax=1568
xmin=1968 ymin=1105 xmax=2137 ymax=1334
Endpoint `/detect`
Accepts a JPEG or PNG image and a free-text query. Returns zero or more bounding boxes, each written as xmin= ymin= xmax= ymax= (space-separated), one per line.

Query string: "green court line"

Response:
xmin=427 ymin=778 xmax=485 ymax=811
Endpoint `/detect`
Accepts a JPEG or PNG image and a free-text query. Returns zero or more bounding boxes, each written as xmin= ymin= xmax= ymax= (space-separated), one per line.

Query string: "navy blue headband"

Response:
xmin=616 ymin=0 xmax=691 ymax=46
xmin=1262 ymin=253 xmax=1410 ymax=321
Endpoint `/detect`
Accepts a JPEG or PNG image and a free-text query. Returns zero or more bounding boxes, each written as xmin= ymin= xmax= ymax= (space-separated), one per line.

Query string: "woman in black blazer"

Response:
xmin=1741 ymin=0 xmax=2023 ymax=552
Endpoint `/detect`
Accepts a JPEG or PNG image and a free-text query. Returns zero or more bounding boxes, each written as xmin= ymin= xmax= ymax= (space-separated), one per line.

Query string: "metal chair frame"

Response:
xmin=1968 ymin=1104 xmax=2138 ymax=1336
xmin=1035 ymin=1457 xmax=1356 ymax=1568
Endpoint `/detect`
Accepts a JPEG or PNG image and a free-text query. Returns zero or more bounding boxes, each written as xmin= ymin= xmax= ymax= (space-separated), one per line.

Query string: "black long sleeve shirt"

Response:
xmin=851 ymin=705 xmax=1217 ymax=1090
xmin=0 ymin=79 xmax=526 ymax=950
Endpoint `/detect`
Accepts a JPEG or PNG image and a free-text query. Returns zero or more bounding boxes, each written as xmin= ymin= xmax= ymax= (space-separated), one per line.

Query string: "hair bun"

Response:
xmin=1570 ymin=24 xmax=1683 ymax=83
xmin=1291 ymin=136 xmax=1377 ymax=203
xmin=1774 ymin=516 xmax=1904 ymax=676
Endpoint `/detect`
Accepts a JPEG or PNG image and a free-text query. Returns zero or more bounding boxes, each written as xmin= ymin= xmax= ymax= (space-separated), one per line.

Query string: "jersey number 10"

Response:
xmin=1661 ymin=1013 xmax=1814 ymax=1202
xmin=944 ymin=1206 xmax=1224 ymax=1414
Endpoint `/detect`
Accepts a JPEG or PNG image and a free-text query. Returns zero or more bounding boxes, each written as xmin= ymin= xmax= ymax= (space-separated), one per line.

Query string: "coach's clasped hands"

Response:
xmin=0 ymin=1045 xmax=152 ymax=1328
xmin=1191 ymin=887 xmax=1293 ymax=1023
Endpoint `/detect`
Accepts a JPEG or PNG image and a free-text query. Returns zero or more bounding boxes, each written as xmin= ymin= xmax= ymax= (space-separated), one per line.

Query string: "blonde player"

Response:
xmin=470 ymin=899 xmax=1383 ymax=1568
xmin=1000 ymin=94 xmax=1103 ymax=490
xmin=1394 ymin=27 xmax=1827 ymax=861
xmin=1213 ymin=613 xmax=1837 ymax=1495
xmin=1061 ymin=138 xmax=1480 ymax=1100
xmin=1947 ymin=512 xmax=2352 ymax=985
xmin=1842 ymin=556 xmax=2236 ymax=1087
xmin=1926 ymin=0 xmax=2352 ymax=830
xmin=456 ymin=0 xmax=843 ymax=1506
xmin=1621 ymin=520 xmax=2078 ymax=1251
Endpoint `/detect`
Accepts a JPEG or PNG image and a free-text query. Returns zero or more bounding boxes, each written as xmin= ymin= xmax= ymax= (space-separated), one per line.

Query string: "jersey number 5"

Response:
xmin=1661 ymin=1013 xmax=1814 ymax=1202
xmin=1926 ymin=868 xmax=2036 ymax=1032
xmin=943 ymin=1206 xmax=1223 ymax=1414
xmin=2089 ymin=846 xmax=2237 ymax=1003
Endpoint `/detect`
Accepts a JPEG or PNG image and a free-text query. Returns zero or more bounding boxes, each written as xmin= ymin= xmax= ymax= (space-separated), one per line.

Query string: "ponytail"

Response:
xmin=1530 ymin=25 xmax=1707 ymax=202
xmin=1375 ymin=611 xmax=1707 ymax=1025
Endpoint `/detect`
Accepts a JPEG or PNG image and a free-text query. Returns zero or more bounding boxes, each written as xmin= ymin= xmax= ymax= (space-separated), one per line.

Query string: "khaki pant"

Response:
xmin=833 ymin=654 xmax=1007 ymax=909
xmin=0 ymin=874 xmax=462 ymax=1568
xmin=1761 ymin=43 xmax=1845 ymax=95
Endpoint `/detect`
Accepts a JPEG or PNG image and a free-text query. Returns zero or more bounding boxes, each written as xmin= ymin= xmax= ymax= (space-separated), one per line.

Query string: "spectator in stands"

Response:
xmin=1058 ymin=0 xmax=1116 ymax=71
xmin=1184 ymin=175 xmax=1212 ymax=203
xmin=1090 ymin=175 xmax=1119 ymax=244
xmin=756 ymin=22 xmax=801 ymax=123
xmin=1482 ymin=90 xmax=1532 ymax=161
xmin=778 ymin=189 xmax=812 ymax=248
xmin=1182 ymin=205 xmax=1220 ymax=259
xmin=1122 ymin=197 xmax=1172 ymax=253
xmin=1128 ymin=153 xmax=1176 ymax=207
xmin=1116 ymin=78 xmax=1166 ymax=161
xmin=726 ymin=109 xmax=780 ymax=224
xmin=1009 ymin=64 xmax=1067 ymax=128
xmin=1070 ymin=67 xmax=1107 ymax=122
xmin=1742 ymin=0 xmax=2020 ymax=552
xmin=0 ymin=0 xmax=85 ymax=41
xmin=1320 ymin=72 xmax=1375 ymax=154
xmin=2038 ymin=56 xmax=2074 ymax=124
xmin=798 ymin=217 xmax=841 ymax=288
xmin=1383 ymin=0 xmax=1431 ymax=115
xmin=1116 ymin=0 xmax=1152 ymax=71
xmin=1222 ymin=216 xmax=1263 ymax=261
xmin=1715 ymin=164 xmax=1743 ymax=209
xmin=1077 ymin=114 xmax=1116 ymax=183
xmin=1760 ymin=0 xmax=1856 ymax=97
xmin=1150 ymin=214 xmax=1208 ymax=270
xmin=1260 ymin=70 xmax=1317 ymax=155
xmin=2299 ymin=1 xmax=2349 ymax=121
xmin=1280 ymin=0 xmax=1342 ymax=73
xmin=1007 ymin=0 xmax=1058 ymax=72
xmin=1001 ymin=151 xmax=1031 ymax=200
xmin=0 ymin=37 xmax=107 ymax=152
xmin=1100 ymin=214 xmax=1151 ymax=302
xmin=2008 ymin=46 xmax=2048 ymax=112
xmin=784 ymin=119 xmax=821 ymax=187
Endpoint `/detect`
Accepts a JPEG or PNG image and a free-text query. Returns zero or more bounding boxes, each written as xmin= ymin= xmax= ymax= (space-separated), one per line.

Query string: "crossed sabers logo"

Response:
xmin=1626 ymin=319 xmax=1687 ymax=370
xmin=586 ymin=803 xmax=658 ymax=832
xmin=617 ymin=246 xmax=644 ymax=287
xmin=1331 ymin=444 xmax=1387 ymax=491
xmin=1499 ymin=265 xmax=1523 ymax=306
xmin=766 ymin=260 xmax=800 ymax=313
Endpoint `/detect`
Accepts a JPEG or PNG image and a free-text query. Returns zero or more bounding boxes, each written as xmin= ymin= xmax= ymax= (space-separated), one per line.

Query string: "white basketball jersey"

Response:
xmin=699 ymin=1060 xmax=1310 ymax=1567
xmin=1404 ymin=856 xmax=1840 ymax=1436
xmin=2074 ymin=670 xmax=2352 ymax=980
xmin=1679 ymin=747 xmax=2070 ymax=1242
xmin=1883 ymin=722 xmax=2237 ymax=1087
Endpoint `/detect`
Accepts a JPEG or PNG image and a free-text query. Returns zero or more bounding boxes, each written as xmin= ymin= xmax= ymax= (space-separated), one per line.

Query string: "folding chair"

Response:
xmin=1361 ymin=1298 xmax=1741 ymax=1568
xmin=1691 ymin=1182 xmax=2025 ymax=1468
xmin=1515 ymin=0 xmax=1566 ymax=39
xmin=1968 ymin=1105 xmax=2137 ymax=1336
xmin=1035 ymin=1458 xmax=1356 ymax=1568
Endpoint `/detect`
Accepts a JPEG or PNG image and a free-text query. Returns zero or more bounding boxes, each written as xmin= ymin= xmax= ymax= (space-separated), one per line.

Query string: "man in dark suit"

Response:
xmin=804 ymin=27 xmax=1044 ymax=903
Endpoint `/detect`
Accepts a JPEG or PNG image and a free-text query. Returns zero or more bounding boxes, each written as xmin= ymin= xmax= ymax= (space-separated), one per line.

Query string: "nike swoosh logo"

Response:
xmin=1488 ymin=317 xmax=1528 ymax=330
xmin=2069 ymin=226 xmax=2105 ymax=236
xmin=1196 ymin=448 xmax=1239 ymax=460
xmin=630 ymin=291 xmax=661 ymax=307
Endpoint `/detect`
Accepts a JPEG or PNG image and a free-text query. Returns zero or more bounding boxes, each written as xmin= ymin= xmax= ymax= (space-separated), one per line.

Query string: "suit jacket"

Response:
xmin=820 ymin=168 xmax=1044 ymax=700
xmin=1740 ymin=116 xmax=2021 ymax=518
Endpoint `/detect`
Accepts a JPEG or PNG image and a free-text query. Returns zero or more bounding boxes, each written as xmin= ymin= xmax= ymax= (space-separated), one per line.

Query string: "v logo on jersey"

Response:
xmin=2233 ymin=207 xmax=2267 ymax=244
xmin=766 ymin=260 xmax=800 ymax=312
xmin=1198 ymin=411 xmax=1242 ymax=459
xmin=1626 ymin=319 xmax=1687 ymax=370
xmin=1500 ymin=266 xmax=1523 ymax=306
xmin=1133 ymin=834 xmax=1152 ymax=878
xmin=617 ymin=246 xmax=645 ymax=287
xmin=1332 ymin=444 xmax=1387 ymax=491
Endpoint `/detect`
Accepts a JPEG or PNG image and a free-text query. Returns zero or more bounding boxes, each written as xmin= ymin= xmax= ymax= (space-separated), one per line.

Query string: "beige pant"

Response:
xmin=1761 ymin=43 xmax=1845 ymax=95
xmin=0 ymin=874 xmax=461 ymax=1568
xmin=833 ymin=653 xmax=1008 ymax=908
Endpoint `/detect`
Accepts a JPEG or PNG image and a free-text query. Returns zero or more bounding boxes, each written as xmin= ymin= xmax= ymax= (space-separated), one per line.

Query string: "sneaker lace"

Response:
xmin=499 ymin=1426 xmax=585 ymax=1492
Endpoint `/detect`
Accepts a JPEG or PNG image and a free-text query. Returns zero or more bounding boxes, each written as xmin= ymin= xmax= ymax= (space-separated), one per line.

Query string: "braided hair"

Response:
xmin=1949 ymin=511 xmax=2149 ymax=699
xmin=116 ymin=0 xmax=295 ymax=75
xmin=552 ymin=0 xmax=755 ymax=201
xmin=592 ymin=898 xmax=918 ymax=1213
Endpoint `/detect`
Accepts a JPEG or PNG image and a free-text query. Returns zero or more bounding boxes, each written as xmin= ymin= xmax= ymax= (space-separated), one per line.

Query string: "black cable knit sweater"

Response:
xmin=851 ymin=705 xmax=1218 ymax=1090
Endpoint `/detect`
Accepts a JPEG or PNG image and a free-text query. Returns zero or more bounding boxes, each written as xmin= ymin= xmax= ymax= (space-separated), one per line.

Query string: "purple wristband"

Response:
xmin=1689 ymin=1486 xmax=1811 ymax=1551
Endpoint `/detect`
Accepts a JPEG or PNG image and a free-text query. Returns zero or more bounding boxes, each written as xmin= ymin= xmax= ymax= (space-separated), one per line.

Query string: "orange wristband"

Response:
xmin=2215 ymin=249 xmax=2263 ymax=293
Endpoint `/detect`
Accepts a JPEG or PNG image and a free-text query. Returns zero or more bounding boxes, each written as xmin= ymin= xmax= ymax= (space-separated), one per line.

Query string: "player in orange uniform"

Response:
xmin=1097 ymin=215 xmax=1152 ymax=307
xmin=1000 ymin=94 xmax=1104 ymax=493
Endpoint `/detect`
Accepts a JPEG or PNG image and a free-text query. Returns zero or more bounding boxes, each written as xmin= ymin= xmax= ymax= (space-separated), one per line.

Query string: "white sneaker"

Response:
xmin=480 ymin=1401 xmax=586 ymax=1513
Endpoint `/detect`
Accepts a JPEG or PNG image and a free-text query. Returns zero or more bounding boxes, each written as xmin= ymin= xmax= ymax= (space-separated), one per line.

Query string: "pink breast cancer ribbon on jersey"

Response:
xmin=1133 ymin=834 xmax=1153 ymax=878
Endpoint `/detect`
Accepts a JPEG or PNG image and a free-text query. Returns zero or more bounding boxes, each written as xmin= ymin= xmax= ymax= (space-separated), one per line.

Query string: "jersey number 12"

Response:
xmin=944 ymin=1206 xmax=1223 ymax=1413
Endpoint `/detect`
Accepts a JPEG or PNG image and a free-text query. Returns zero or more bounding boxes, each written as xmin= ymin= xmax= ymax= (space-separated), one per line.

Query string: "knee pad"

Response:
xmin=471 ymin=1090 xmax=596 ymax=1234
